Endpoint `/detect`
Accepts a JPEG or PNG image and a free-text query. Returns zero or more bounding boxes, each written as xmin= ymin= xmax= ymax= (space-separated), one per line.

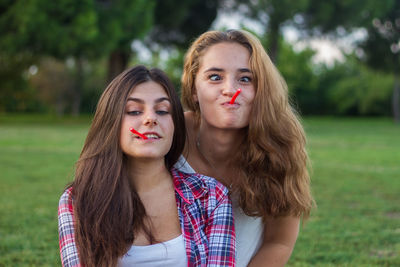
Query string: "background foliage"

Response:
xmin=1 ymin=0 xmax=399 ymax=120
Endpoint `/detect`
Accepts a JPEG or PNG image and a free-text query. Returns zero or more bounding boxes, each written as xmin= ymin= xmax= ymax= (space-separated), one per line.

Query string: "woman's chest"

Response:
xmin=134 ymin=192 xmax=181 ymax=245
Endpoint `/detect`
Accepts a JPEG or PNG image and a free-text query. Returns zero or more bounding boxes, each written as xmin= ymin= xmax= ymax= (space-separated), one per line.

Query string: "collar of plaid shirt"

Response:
xmin=172 ymin=168 xmax=208 ymax=204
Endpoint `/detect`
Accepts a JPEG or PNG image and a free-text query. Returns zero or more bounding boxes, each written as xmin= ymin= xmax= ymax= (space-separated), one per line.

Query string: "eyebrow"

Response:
xmin=238 ymin=68 xmax=252 ymax=73
xmin=204 ymin=67 xmax=223 ymax=73
xmin=203 ymin=67 xmax=252 ymax=73
xmin=127 ymin=97 xmax=170 ymax=104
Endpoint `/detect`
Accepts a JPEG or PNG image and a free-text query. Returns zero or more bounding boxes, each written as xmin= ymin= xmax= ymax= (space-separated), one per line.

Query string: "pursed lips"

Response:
xmin=221 ymin=101 xmax=240 ymax=108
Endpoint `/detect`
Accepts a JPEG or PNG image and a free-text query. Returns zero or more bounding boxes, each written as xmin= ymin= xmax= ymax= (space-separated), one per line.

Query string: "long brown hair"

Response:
xmin=182 ymin=30 xmax=314 ymax=219
xmin=71 ymin=65 xmax=185 ymax=266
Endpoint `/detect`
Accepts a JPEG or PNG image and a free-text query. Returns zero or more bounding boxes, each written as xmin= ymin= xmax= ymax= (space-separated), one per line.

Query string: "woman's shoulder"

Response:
xmin=59 ymin=187 xmax=74 ymax=208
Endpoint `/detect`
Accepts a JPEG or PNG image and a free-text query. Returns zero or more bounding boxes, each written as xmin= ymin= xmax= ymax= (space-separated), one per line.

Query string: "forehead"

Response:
xmin=127 ymin=81 xmax=169 ymax=100
xmin=198 ymin=42 xmax=250 ymax=70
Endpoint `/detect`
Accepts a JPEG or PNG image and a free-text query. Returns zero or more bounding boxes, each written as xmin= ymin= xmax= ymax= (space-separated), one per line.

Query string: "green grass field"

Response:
xmin=0 ymin=115 xmax=399 ymax=266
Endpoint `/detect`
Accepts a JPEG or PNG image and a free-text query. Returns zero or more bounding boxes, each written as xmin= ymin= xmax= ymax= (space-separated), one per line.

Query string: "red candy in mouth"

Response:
xmin=229 ymin=88 xmax=241 ymax=104
xmin=129 ymin=128 xmax=148 ymax=139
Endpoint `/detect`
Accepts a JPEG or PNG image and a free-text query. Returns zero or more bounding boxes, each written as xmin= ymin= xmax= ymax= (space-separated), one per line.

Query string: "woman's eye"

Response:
xmin=240 ymin=76 xmax=252 ymax=82
xmin=209 ymin=74 xmax=221 ymax=81
xmin=156 ymin=110 xmax=169 ymax=115
xmin=127 ymin=111 xmax=141 ymax=115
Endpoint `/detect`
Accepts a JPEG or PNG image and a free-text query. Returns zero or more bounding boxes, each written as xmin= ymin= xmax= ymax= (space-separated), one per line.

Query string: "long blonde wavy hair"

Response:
xmin=181 ymin=30 xmax=314 ymax=219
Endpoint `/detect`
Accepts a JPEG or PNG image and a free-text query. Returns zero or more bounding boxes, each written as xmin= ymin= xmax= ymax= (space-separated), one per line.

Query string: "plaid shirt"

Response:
xmin=58 ymin=168 xmax=236 ymax=266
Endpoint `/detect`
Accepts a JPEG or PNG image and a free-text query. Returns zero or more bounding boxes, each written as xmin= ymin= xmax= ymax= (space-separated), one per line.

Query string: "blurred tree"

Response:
xmin=300 ymin=0 xmax=398 ymax=120
xmin=0 ymin=53 xmax=44 ymax=112
xmin=358 ymin=0 xmax=400 ymax=122
xmin=150 ymin=0 xmax=222 ymax=49
xmin=0 ymin=0 xmax=155 ymax=114
xmin=260 ymin=30 xmax=394 ymax=116
xmin=137 ymin=0 xmax=223 ymax=94
xmin=225 ymin=0 xmax=309 ymax=63
xmin=97 ymin=0 xmax=155 ymax=81
xmin=319 ymin=56 xmax=393 ymax=116
xmin=225 ymin=0 xmax=392 ymax=63
xmin=1 ymin=0 xmax=97 ymax=114
xmin=275 ymin=38 xmax=321 ymax=115
xmin=301 ymin=0 xmax=392 ymax=35
xmin=29 ymin=58 xmax=75 ymax=114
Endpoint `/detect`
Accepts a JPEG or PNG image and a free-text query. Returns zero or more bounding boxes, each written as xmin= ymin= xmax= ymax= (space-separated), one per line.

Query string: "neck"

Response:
xmin=127 ymin=158 xmax=171 ymax=193
xmin=197 ymin=122 xmax=246 ymax=167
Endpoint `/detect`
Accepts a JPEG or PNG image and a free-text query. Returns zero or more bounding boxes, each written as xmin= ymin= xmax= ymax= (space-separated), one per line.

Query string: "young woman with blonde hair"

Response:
xmin=176 ymin=29 xmax=314 ymax=266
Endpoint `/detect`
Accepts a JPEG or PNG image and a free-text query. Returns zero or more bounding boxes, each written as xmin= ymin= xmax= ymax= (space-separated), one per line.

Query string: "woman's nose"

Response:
xmin=144 ymin=113 xmax=157 ymax=126
xmin=222 ymin=79 xmax=237 ymax=97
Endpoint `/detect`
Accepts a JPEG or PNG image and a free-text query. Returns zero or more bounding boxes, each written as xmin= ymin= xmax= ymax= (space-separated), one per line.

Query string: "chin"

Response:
xmin=215 ymin=122 xmax=243 ymax=130
xmin=132 ymin=150 xmax=168 ymax=159
xmin=220 ymin=116 xmax=246 ymax=128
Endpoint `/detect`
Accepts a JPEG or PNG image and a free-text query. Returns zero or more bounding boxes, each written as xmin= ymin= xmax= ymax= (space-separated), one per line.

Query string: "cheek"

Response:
xmin=120 ymin=118 xmax=133 ymax=149
xmin=165 ymin=121 xmax=175 ymax=151
xmin=245 ymin=88 xmax=256 ymax=104
xmin=197 ymin=88 xmax=215 ymax=104
xmin=120 ymin=120 xmax=129 ymax=139
xmin=167 ymin=118 xmax=174 ymax=135
xmin=119 ymin=132 xmax=128 ymax=153
xmin=163 ymin=117 xmax=175 ymax=137
xmin=195 ymin=79 xmax=211 ymax=100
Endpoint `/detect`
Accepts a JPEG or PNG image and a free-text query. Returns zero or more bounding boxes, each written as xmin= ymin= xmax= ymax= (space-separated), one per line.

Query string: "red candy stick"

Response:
xmin=229 ymin=88 xmax=241 ymax=104
xmin=129 ymin=127 xmax=148 ymax=139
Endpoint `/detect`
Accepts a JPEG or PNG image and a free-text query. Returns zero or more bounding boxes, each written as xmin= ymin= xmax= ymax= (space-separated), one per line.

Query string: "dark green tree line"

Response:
xmin=0 ymin=0 xmax=397 ymax=118
xmin=0 ymin=0 xmax=222 ymax=114
xmin=0 ymin=0 xmax=155 ymax=114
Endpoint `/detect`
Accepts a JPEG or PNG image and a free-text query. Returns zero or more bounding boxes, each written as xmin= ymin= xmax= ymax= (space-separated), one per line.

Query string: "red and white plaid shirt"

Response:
xmin=58 ymin=168 xmax=236 ymax=266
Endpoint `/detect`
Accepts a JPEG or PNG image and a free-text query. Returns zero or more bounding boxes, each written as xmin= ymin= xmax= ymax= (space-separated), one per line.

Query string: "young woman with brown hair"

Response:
xmin=175 ymin=29 xmax=314 ymax=266
xmin=58 ymin=65 xmax=235 ymax=267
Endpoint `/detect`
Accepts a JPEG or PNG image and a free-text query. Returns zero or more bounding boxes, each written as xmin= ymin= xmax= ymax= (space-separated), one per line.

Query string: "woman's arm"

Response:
xmin=58 ymin=188 xmax=81 ymax=267
xmin=247 ymin=216 xmax=300 ymax=267
xmin=205 ymin=193 xmax=236 ymax=267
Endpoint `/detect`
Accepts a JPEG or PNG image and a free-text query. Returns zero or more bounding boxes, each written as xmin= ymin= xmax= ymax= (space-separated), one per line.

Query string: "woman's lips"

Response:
xmin=222 ymin=102 xmax=240 ymax=108
xmin=130 ymin=127 xmax=148 ymax=139
xmin=141 ymin=132 xmax=161 ymax=139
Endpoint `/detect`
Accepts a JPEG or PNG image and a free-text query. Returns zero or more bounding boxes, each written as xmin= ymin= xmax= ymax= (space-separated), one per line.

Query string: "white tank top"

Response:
xmin=175 ymin=156 xmax=264 ymax=267
xmin=118 ymin=235 xmax=187 ymax=267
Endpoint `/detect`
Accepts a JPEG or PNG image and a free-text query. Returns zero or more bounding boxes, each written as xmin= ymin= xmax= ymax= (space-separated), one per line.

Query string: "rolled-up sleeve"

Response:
xmin=58 ymin=188 xmax=81 ymax=267
xmin=205 ymin=187 xmax=236 ymax=266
